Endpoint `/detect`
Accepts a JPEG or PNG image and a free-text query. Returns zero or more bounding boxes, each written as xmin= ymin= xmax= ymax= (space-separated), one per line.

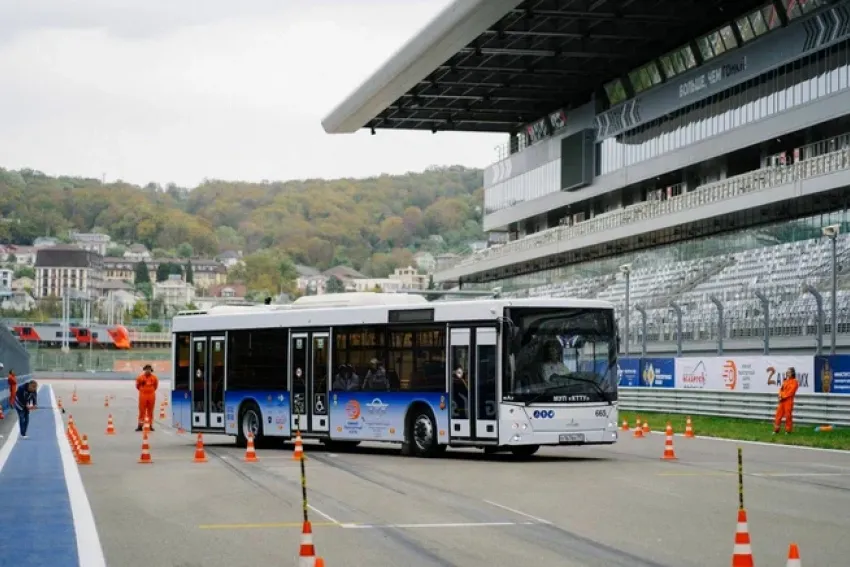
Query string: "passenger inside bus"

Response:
xmin=332 ymin=365 xmax=361 ymax=391
xmin=363 ymin=358 xmax=390 ymax=390
xmin=451 ymin=365 xmax=469 ymax=418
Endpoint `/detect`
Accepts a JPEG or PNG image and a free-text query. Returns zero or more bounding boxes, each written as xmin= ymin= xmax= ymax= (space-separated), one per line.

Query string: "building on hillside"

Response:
xmin=10 ymin=276 xmax=33 ymax=292
xmin=208 ymin=282 xmax=248 ymax=299
xmin=296 ymin=265 xmax=328 ymax=294
xmin=34 ymin=245 xmax=104 ymax=298
xmin=413 ymin=252 xmax=436 ymax=274
xmin=69 ymin=231 xmax=111 ymax=256
xmin=350 ymin=277 xmax=404 ymax=293
xmin=99 ymin=280 xmax=134 ymax=298
xmin=322 ymin=266 xmax=366 ymax=290
xmin=33 ymin=237 xmax=58 ymax=248
xmin=101 ymin=257 xmax=227 ymax=290
xmin=101 ymin=289 xmax=139 ymax=315
xmin=7 ymin=245 xmax=36 ymax=266
xmin=434 ymin=253 xmax=460 ymax=272
xmin=104 ymin=257 xmax=136 ymax=282
xmin=0 ymin=291 xmax=35 ymax=312
xmin=0 ymin=268 xmax=11 ymax=290
xmin=153 ymin=274 xmax=195 ymax=312
xmin=389 ymin=266 xmax=428 ymax=290
xmin=217 ymin=250 xmax=243 ymax=269
xmin=123 ymin=243 xmax=151 ymax=261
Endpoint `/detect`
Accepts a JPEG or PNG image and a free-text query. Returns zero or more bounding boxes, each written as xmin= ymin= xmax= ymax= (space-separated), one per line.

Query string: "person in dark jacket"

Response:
xmin=13 ymin=379 xmax=38 ymax=438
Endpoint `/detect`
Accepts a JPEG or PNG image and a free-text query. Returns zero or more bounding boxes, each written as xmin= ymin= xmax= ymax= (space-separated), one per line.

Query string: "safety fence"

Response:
xmin=618 ymin=388 xmax=850 ymax=427
xmin=27 ymin=348 xmax=170 ymax=372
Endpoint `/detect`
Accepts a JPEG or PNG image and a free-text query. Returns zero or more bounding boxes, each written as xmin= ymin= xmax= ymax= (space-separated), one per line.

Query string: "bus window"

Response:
xmin=228 ymin=329 xmax=287 ymax=390
xmin=174 ymin=333 xmax=190 ymax=391
xmin=332 ymin=327 xmax=385 ymax=391
xmin=387 ymin=327 xmax=446 ymax=393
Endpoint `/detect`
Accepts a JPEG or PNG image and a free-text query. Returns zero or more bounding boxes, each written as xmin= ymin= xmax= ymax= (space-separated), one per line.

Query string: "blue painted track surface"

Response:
xmin=0 ymin=386 xmax=78 ymax=566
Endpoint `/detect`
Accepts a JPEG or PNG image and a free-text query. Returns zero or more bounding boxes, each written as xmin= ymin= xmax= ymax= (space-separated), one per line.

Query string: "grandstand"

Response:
xmin=323 ymin=0 xmax=850 ymax=353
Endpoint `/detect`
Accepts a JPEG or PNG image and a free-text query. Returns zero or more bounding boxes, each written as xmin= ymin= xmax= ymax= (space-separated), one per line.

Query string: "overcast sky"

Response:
xmin=0 ymin=0 xmax=503 ymax=187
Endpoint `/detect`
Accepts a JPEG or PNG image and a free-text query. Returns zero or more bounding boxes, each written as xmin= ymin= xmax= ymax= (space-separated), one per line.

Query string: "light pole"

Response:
xmin=620 ymin=263 xmax=632 ymax=357
xmin=823 ymin=224 xmax=840 ymax=355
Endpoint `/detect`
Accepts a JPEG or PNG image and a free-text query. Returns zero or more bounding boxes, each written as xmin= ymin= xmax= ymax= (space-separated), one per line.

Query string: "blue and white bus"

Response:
xmin=170 ymin=293 xmax=619 ymax=457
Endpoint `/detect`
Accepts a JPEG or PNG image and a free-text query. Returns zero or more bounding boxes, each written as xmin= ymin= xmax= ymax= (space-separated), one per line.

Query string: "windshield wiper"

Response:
xmin=523 ymin=373 xmax=612 ymax=406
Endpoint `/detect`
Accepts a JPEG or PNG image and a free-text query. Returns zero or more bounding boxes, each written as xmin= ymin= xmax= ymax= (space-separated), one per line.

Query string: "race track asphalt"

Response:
xmin=41 ymin=380 xmax=850 ymax=566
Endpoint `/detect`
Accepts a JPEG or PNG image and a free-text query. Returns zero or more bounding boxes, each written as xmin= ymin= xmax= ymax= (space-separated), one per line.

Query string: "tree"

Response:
xmin=6 ymin=253 xmax=16 ymax=264
xmin=326 ymin=275 xmax=345 ymax=293
xmin=185 ymin=261 xmax=194 ymax=284
xmin=135 ymin=261 xmax=151 ymax=284
xmin=176 ymin=242 xmax=194 ymax=258
xmin=131 ymin=300 xmax=148 ymax=319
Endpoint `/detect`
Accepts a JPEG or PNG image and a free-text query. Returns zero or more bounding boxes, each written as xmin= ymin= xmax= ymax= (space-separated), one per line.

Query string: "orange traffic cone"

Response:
xmin=159 ymin=405 xmax=166 ymax=420
xmin=138 ymin=431 xmax=152 ymax=464
xmin=621 ymin=419 xmax=629 ymax=431
xmin=292 ymin=430 xmax=305 ymax=461
xmin=642 ymin=421 xmax=650 ymax=434
xmin=315 ymin=558 xmax=325 ymax=567
xmin=78 ymin=435 xmax=92 ymax=464
xmin=0 ymin=405 xmax=5 ymax=420
xmin=732 ymin=508 xmax=755 ymax=567
xmin=244 ymin=433 xmax=259 ymax=462
xmin=633 ymin=422 xmax=644 ymax=438
xmin=661 ymin=423 xmax=677 ymax=460
xmin=786 ymin=543 xmax=801 ymax=567
xmin=193 ymin=433 xmax=208 ymax=463
xmin=143 ymin=416 xmax=151 ymax=433
xmin=72 ymin=391 xmax=78 ymax=403
xmin=177 ymin=423 xmax=186 ymax=434
xmin=106 ymin=414 xmax=116 ymax=435
xmin=298 ymin=521 xmax=316 ymax=566
xmin=104 ymin=395 xmax=109 ymax=408
xmin=684 ymin=416 xmax=695 ymax=438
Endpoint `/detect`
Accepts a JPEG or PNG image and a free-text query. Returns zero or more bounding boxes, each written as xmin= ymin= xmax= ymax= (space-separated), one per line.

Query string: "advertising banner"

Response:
xmin=639 ymin=358 xmax=675 ymax=388
xmin=617 ymin=358 xmax=641 ymax=387
xmin=674 ymin=356 xmax=814 ymax=393
xmin=813 ymin=356 xmax=850 ymax=394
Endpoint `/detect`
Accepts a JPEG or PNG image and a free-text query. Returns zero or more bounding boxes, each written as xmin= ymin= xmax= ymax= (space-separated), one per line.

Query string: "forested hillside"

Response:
xmin=0 ymin=166 xmax=485 ymax=276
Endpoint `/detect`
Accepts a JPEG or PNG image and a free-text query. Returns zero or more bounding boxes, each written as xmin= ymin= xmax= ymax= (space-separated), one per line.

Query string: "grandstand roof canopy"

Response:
xmin=322 ymin=0 xmax=774 ymax=135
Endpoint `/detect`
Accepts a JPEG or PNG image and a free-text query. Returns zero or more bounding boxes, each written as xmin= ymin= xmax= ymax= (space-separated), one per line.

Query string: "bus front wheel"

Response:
xmin=408 ymin=408 xmax=444 ymax=458
xmin=237 ymin=402 xmax=263 ymax=448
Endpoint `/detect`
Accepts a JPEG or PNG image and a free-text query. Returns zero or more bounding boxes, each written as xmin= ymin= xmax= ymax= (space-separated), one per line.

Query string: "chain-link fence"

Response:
xmin=26 ymin=347 xmax=170 ymax=372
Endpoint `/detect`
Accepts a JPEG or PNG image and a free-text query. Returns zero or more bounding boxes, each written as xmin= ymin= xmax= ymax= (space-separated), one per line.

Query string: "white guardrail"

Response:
xmin=618 ymin=388 xmax=850 ymax=427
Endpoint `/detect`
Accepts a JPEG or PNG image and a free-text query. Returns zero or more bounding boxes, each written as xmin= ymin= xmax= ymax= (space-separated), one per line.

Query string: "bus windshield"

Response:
xmin=502 ymin=307 xmax=617 ymax=404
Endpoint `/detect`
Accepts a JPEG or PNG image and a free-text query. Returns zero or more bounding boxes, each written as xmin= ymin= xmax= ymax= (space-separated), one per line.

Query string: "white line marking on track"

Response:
xmin=308 ymin=504 xmax=340 ymax=524
xmin=483 ymin=500 xmax=553 ymax=525
xmin=340 ymin=521 xmax=535 ymax=529
xmin=751 ymin=472 xmax=850 ymax=477
xmin=50 ymin=385 xmax=107 ymax=567
xmin=650 ymin=431 xmax=850 ymax=455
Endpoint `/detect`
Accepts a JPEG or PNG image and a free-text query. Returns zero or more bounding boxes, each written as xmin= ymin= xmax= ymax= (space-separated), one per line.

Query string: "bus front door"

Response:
xmin=191 ymin=335 xmax=226 ymax=431
xmin=449 ymin=327 xmax=498 ymax=441
xmin=290 ymin=331 xmax=331 ymax=434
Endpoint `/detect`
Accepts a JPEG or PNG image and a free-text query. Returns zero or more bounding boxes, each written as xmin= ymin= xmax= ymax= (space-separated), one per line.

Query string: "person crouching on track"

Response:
xmin=13 ymin=379 xmax=38 ymax=439
xmin=773 ymin=367 xmax=799 ymax=435
xmin=136 ymin=364 xmax=159 ymax=432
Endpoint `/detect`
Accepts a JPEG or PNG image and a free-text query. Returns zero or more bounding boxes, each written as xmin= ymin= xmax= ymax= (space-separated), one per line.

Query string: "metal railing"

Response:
xmin=619 ymin=388 xmax=850 ymax=426
xmin=451 ymin=145 xmax=850 ymax=271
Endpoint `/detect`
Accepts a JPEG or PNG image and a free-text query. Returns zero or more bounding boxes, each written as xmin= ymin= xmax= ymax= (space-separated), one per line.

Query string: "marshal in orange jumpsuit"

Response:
xmin=773 ymin=367 xmax=799 ymax=434
xmin=7 ymin=370 xmax=17 ymax=407
xmin=136 ymin=364 xmax=159 ymax=431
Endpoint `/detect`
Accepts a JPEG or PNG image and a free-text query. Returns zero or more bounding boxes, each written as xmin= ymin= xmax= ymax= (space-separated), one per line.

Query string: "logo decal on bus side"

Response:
xmin=532 ymin=410 xmax=555 ymax=419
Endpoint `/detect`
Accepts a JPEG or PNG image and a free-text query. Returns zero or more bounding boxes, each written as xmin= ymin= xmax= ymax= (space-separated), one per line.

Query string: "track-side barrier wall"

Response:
xmin=617 ymin=355 xmax=850 ymax=425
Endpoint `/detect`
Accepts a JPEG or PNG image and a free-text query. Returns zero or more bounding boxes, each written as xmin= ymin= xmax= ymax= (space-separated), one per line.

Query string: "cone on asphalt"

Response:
xmin=0 ymin=405 xmax=5 ymax=420
xmin=786 ymin=543 xmax=801 ymax=567
xmin=57 ymin=397 xmax=63 ymax=410
xmin=621 ymin=419 xmax=629 ymax=431
xmin=244 ymin=433 xmax=259 ymax=462
xmin=72 ymin=391 xmax=78 ymax=403
xmin=633 ymin=423 xmax=644 ymax=438
xmin=661 ymin=422 xmax=677 ymax=460
xmin=78 ymin=435 xmax=92 ymax=464
xmin=642 ymin=421 xmax=650 ymax=434
xmin=159 ymin=405 xmax=166 ymax=420
xmin=732 ymin=508 xmax=755 ymax=567
xmin=104 ymin=395 xmax=109 ymax=408
xmin=292 ymin=430 xmax=305 ymax=461
xmin=684 ymin=416 xmax=695 ymax=438
xmin=315 ymin=558 xmax=325 ymax=567
xmin=138 ymin=430 xmax=152 ymax=464
xmin=193 ymin=433 xmax=208 ymax=463
xmin=106 ymin=414 xmax=116 ymax=435
xmin=144 ymin=416 xmax=151 ymax=433
xmin=298 ymin=520 xmax=316 ymax=566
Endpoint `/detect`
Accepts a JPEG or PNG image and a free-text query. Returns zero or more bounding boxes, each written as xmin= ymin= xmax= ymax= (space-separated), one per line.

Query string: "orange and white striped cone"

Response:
xmin=732 ymin=508 xmax=755 ymax=567
xmin=620 ymin=419 xmax=629 ymax=431
xmin=0 ymin=405 xmax=5 ymax=420
xmin=292 ymin=430 xmax=305 ymax=461
xmin=78 ymin=435 xmax=92 ymax=465
xmin=684 ymin=416 xmax=695 ymax=438
xmin=244 ymin=433 xmax=259 ymax=462
xmin=661 ymin=423 xmax=677 ymax=460
xmin=298 ymin=521 xmax=316 ymax=567
xmin=159 ymin=405 xmax=166 ymax=420
xmin=57 ymin=397 xmax=63 ymax=410
xmin=642 ymin=421 xmax=650 ymax=434
xmin=786 ymin=543 xmax=801 ymax=567
xmin=72 ymin=391 xmax=78 ymax=403
xmin=138 ymin=431 xmax=153 ymax=464
xmin=143 ymin=416 xmax=151 ymax=433
xmin=633 ymin=422 xmax=644 ymax=438
xmin=193 ymin=433 xmax=208 ymax=463
xmin=106 ymin=414 xmax=116 ymax=435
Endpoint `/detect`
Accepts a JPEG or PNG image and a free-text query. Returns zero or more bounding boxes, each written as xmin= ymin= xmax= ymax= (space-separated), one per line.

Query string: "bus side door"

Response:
xmin=289 ymin=331 xmax=330 ymax=434
xmin=448 ymin=327 xmax=498 ymax=440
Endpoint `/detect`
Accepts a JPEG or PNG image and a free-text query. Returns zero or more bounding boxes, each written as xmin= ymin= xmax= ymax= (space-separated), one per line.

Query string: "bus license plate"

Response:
xmin=559 ymin=433 xmax=585 ymax=444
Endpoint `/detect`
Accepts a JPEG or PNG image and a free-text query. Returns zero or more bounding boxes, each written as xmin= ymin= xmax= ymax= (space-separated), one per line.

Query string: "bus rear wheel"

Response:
xmin=409 ymin=408 xmax=443 ymax=458
xmin=237 ymin=403 xmax=262 ymax=448
xmin=510 ymin=445 xmax=540 ymax=458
